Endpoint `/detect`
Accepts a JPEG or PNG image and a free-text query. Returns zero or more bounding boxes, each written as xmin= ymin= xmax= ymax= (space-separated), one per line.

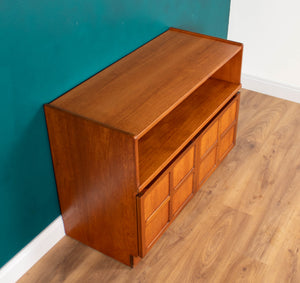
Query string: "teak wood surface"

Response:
xmin=136 ymin=91 xmax=239 ymax=258
xmin=138 ymin=78 xmax=240 ymax=188
xmin=196 ymin=95 xmax=239 ymax=191
xmin=44 ymin=28 xmax=243 ymax=266
xmin=50 ymin=28 xmax=242 ymax=138
xmin=20 ymin=90 xmax=300 ymax=282
xmin=44 ymin=106 xmax=139 ymax=266
xmin=138 ymin=141 xmax=197 ymax=257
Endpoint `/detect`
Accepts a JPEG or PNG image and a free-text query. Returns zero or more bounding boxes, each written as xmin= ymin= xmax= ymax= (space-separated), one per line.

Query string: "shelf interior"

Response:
xmin=138 ymin=78 xmax=241 ymax=189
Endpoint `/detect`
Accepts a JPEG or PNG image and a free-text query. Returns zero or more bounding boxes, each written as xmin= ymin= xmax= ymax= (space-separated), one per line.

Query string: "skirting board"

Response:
xmin=0 ymin=216 xmax=65 ymax=283
xmin=242 ymin=74 xmax=300 ymax=104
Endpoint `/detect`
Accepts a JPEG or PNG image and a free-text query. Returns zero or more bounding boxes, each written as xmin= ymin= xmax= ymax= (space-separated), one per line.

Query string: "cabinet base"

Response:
xmin=130 ymin=255 xmax=142 ymax=267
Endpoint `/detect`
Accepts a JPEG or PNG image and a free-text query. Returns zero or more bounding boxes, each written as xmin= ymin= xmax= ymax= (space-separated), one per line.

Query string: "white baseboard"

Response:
xmin=0 ymin=216 xmax=65 ymax=283
xmin=242 ymin=73 xmax=300 ymax=104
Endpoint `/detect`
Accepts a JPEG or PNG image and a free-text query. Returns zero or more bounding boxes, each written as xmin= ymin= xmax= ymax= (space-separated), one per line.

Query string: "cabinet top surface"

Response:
xmin=50 ymin=28 xmax=242 ymax=138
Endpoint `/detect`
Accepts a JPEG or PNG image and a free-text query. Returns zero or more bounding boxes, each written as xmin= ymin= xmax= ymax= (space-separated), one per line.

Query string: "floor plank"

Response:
xmin=19 ymin=90 xmax=300 ymax=283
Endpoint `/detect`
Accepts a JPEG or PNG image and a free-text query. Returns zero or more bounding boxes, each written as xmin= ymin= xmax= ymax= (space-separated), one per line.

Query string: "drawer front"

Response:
xmin=198 ymin=146 xmax=217 ymax=187
xmin=172 ymin=172 xmax=194 ymax=215
xmin=200 ymin=120 xmax=218 ymax=157
xmin=173 ymin=146 xmax=195 ymax=187
xmin=219 ymin=99 xmax=237 ymax=134
xmin=218 ymin=125 xmax=236 ymax=161
xmin=143 ymin=174 xmax=170 ymax=220
xmin=144 ymin=198 xmax=170 ymax=248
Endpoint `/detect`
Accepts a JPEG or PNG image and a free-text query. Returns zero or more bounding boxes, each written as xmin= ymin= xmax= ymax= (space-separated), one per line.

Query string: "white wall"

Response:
xmin=228 ymin=0 xmax=300 ymax=103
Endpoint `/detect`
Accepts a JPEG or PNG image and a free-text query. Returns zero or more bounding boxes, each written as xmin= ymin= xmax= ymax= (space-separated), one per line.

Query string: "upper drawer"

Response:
xmin=199 ymin=120 xmax=218 ymax=157
xmin=219 ymin=99 xmax=238 ymax=134
xmin=142 ymin=174 xmax=170 ymax=221
xmin=173 ymin=146 xmax=195 ymax=187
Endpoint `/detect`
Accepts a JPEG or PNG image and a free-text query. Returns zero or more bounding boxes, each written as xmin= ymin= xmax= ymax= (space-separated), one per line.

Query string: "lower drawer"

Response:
xmin=218 ymin=125 xmax=236 ymax=161
xmin=172 ymin=172 xmax=194 ymax=215
xmin=198 ymin=145 xmax=217 ymax=188
xmin=138 ymin=172 xmax=171 ymax=256
xmin=144 ymin=198 xmax=170 ymax=249
xmin=138 ymin=145 xmax=195 ymax=256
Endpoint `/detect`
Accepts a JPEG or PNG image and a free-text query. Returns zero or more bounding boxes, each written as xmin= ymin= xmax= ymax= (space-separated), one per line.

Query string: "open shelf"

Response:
xmin=138 ymin=78 xmax=241 ymax=189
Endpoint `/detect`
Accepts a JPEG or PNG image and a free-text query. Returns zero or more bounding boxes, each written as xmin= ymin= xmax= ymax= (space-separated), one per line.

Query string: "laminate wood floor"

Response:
xmin=19 ymin=90 xmax=300 ymax=283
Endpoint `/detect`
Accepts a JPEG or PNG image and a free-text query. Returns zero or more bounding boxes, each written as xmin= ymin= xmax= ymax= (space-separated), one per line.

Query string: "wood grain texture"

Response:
xmin=138 ymin=171 xmax=171 ymax=257
xmin=22 ymin=90 xmax=300 ymax=282
xmin=200 ymin=119 xmax=218 ymax=157
xmin=138 ymin=78 xmax=240 ymax=189
xmin=142 ymin=174 xmax=170 ymax=221
xmin=144 ymin=199 xmax=170 ymax=249
xmin=218 ymin=125 xmax=236 ymax=160
xmin=138 ymin=143 xmax=197 ymax=256
xmin=198 ymin=146 xmax=217 ymax=187
xmin=172 ymin=172 xmax=194 ymax=215
xmin=44 ymin=29 xmax=242 ymax=267
xmin=173 ymin=146 xmax=194 ymax=187
xmin=44 ymin=105 xmax=138 ymax=266
xmin=196 ymin=94 xmax=239 ymax=191
xmin=137 ymin=90 xmax=239 ymax=255
xmin=219 ymin=99 xmax=237 ymax=134
xmin=212 ymin=49 xmax=243 ymax=84
xmin=217 ymin=93 xmax=240 ymax=163
xmin=169 ymin=27 xmax=244 ymax=47
xmin=51 ymin=30 xmax=242 ymax=138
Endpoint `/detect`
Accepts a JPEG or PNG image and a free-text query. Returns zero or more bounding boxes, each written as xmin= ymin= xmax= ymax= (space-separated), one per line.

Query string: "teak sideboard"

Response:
xmin=44 ymin=28 xmax=243 ymax=267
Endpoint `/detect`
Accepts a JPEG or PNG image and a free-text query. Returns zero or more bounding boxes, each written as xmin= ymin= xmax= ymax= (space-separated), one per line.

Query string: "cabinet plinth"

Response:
xmin=45 ymin=28 xmax=243 ymax=266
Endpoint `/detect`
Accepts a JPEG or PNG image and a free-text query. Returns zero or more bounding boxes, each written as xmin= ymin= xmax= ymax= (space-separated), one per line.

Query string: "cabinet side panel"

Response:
xmin=44 ymin=105 xmax=138 ymax=266
xmin=212 ymin=49 xmax=243 ymax=84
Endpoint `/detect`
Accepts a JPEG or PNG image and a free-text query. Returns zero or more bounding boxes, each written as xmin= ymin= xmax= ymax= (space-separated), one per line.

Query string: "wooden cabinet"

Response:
xmin=44 ymin=28 xmax=243 ymax=266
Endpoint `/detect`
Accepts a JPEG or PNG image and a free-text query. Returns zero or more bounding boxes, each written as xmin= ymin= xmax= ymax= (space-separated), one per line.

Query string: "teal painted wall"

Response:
xmin=0 ymin=0 xmax=231 ymax=267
